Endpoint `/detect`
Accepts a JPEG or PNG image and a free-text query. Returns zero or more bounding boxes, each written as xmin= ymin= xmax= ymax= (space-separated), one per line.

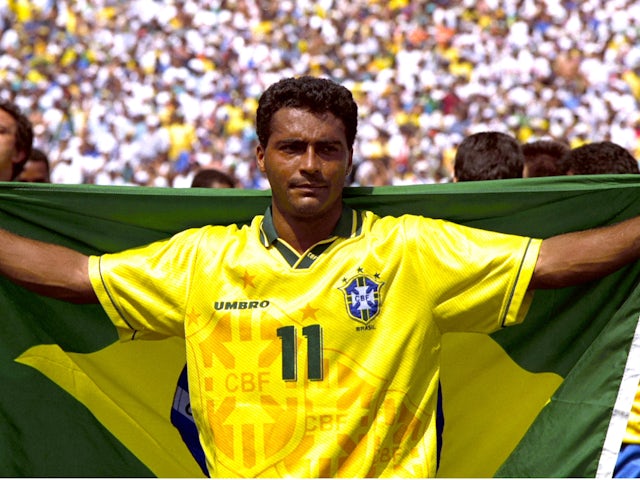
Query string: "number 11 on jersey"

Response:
xmin=277 ymin=324 xmax=324 ymax=381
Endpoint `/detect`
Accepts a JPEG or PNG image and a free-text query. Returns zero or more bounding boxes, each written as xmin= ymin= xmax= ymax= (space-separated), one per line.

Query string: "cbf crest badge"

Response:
xmin=339 ymin=271 xmax=385 ymax=324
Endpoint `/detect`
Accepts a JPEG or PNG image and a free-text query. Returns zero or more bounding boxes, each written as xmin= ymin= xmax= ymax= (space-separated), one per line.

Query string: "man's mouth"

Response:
xmin=291 ymin=182 xmax=326 ymax=192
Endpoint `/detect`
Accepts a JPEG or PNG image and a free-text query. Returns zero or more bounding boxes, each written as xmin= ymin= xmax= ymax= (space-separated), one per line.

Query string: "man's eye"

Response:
xmin=282 ymin=143 xmax=305 ymax=153
xmin=319 ymin=145 xmax=338 ymax=154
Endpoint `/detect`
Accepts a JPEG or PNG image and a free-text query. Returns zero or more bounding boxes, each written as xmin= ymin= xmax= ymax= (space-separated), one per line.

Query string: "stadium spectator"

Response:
xmin=352 ymin=158 xmax=391 ymax=186
xmin=3 ymin=2 xmax=640 ymax=186
xmin=166 ymin=110 xmax=197 ymax=185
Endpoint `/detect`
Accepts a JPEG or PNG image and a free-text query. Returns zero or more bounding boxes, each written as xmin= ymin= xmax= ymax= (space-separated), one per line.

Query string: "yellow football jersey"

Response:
xmin=623 ymin=386 xmax=640 ymax=444
xmin=89 ymin=207 xmax=541 ymax=478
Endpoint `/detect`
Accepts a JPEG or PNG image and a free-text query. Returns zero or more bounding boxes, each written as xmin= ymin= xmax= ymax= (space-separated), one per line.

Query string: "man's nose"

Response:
xmin=299 ymin=146 xmax=321 ymax=172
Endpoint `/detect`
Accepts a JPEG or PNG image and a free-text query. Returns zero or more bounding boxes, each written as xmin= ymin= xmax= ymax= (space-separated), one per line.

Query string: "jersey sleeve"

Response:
xmin=88 ymin=227 xmax=207 ymax=341
xmin=411 ymin=217 xmax=541 ymax=334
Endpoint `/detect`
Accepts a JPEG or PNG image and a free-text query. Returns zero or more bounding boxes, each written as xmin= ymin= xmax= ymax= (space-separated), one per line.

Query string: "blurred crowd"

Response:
xmin=2 ymin=0 xmax=640 ymax=188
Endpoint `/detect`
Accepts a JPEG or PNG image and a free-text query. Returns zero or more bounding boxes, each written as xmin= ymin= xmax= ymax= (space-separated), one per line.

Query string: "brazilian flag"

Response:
xmin=0 ymin=176 xmax=639 ymax=477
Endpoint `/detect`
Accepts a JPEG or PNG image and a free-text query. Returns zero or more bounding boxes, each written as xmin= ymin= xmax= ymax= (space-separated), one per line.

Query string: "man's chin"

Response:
xmin=288 ymin=197 xmax=333 ymax=218
xmin=292 ymin=204 xmax=325 ymax=218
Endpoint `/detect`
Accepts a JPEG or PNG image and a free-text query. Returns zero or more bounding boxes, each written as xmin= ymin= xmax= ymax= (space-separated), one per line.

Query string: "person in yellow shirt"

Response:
xmin=0 ymin=76 xmax=640 ymax=477
xmin=166 ymin=110 xmax=196 ymax=181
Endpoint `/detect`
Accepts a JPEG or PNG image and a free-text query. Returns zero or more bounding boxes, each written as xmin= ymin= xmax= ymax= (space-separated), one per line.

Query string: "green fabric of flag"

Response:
xmin=0 ymin=176 xmax=639 ymax=477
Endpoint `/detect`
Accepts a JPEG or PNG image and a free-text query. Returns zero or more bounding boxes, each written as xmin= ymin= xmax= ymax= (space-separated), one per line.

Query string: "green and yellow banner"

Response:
xmin=0 ymin=176 xmax=639 ymax=477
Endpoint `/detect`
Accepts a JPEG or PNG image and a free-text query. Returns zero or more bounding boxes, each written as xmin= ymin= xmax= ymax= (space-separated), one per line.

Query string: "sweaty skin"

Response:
xmin=256 ymin=107 xmax=353 ymax=254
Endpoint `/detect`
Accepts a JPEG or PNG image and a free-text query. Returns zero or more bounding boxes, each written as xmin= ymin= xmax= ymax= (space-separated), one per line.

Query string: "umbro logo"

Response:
xmin=214 ymin=300 xmax=270 ymax=310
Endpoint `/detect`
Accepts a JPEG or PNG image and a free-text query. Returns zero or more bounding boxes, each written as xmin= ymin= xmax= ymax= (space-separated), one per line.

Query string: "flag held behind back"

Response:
xmin=0 ymin=176 xmax=639 ymax=477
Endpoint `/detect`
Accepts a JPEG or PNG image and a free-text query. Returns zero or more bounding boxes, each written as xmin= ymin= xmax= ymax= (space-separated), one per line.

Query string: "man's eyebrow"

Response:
xmin=274 ymin=138 xmax=305 ymax=146
xmin=273 ymin=138 xmax=344 ymax=148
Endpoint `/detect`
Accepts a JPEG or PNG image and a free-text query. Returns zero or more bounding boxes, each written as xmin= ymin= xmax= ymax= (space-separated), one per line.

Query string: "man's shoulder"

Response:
xmin=359 ymin=209 xmax=434 ymax=225
xmin=357 ymin=210 xmax=444 ymax=237
xmin=199 ymin=217 xmax=263 ymax=236
xmin=172 ymin=219 xmax=260 ymax=242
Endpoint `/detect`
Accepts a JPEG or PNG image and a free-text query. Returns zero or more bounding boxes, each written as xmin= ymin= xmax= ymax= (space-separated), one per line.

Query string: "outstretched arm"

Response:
xmin=530 ymin=215 xmax=640 ymax=290
xmin=0 ymin=228 xmax=97 ymax=303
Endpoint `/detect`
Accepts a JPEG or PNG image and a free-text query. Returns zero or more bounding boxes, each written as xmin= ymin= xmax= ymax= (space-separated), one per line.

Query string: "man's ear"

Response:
xmin=256 ymin=144 xmax=266 ymax=173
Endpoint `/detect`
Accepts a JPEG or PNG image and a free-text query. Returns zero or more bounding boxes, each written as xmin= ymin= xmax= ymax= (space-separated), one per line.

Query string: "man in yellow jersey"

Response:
xmin=0 ymin=76 xmax=640 ymax=477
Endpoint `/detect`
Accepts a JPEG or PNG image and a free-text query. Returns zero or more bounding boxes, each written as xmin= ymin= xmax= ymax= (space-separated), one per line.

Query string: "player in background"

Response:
xmin=0 ymin=99 xmax=33 ymax=181
xmin=17 ymin=147 xmax=51 ymax=183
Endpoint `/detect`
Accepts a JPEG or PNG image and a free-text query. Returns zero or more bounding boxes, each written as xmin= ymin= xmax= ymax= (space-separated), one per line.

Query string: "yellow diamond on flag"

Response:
xmin=15 ymin=337 xmax=203 ymax=477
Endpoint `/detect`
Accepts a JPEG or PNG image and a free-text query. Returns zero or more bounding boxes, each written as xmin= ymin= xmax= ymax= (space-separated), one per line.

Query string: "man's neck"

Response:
xmin=272 ymin=208 xmax=343 ymax=254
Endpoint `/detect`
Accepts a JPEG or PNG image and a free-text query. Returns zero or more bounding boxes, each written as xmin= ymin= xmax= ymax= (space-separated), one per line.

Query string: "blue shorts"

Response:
xmin=615 ymin=443 xmax=640 ymax=478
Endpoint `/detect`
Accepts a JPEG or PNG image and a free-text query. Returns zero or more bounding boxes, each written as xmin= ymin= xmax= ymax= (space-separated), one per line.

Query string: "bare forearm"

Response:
xmin=0 ymin=229 xmax=97 ymax=303
xmin=530 ymin=216 xmax=640 ymax=290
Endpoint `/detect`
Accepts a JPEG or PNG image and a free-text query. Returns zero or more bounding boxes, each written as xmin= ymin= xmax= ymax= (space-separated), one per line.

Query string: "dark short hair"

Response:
xmin=522 ymin=140 xmax=570 ymax=177
xmin=256 ymin=76 xmax=358 ymax=150
xmin=560 ymin=141 xmax=640 ymax=175
xmin=454 ymin=131 xmax=524 ymax=181
xmin=28 ymin=148 xmax=50 ymax=173
xmin=190 ymin=168 xmax=236 ymax=188
xmin=0 ymin=99 xmax=34 ymax=179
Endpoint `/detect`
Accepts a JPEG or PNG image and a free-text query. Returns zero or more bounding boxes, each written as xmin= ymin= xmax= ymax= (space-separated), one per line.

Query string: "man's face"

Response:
xmin=0 ymin=109 xmax=22 ymax=181
xmin=256 ymin=107 xmax=352 ymax=221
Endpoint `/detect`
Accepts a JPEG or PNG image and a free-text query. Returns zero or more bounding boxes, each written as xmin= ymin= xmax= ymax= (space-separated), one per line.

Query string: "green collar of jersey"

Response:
xmin=260 ymin=205 xmax=362 ymax=268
